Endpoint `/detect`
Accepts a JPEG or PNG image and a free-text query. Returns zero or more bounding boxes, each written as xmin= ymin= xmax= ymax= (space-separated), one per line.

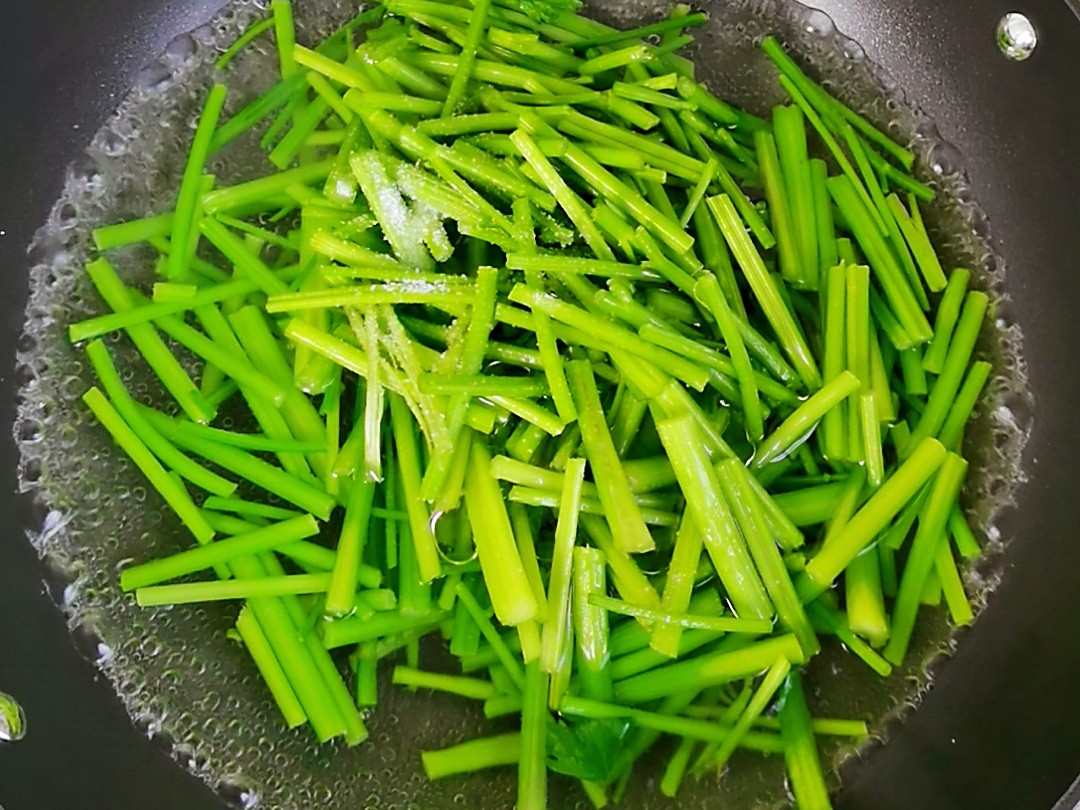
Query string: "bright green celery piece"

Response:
xmin=84 ymin=340 xmax=236 ymax=498
xmin=798 ymin=438 xmax=947 ymax=600
xmin=716 ymin=459 xmax=818 ymax=657
xmin=422 ymin=733 xmax=522 ymax=780
xmin=887 ymin=193 xmax=947 ymax=292
xmin=922 ymin=268 xmax=970 ymax=374
xmin=827 ymin=176 xmax=932 ymax=344
xmin=883 ymin=453 xmax=969 ymax=664
xmin=696 ymin=657 xmax=791 ymax=775
xmin=463 ymin=438 xmax=540 ymax=627
xmin=761 ymin=35 xmax=915 ymax=171
xmin=820 ymin=263 xmax=848 ymax=462
xmin=845 ymin=263 xmax=871 ymax=462
xmin=388 ymin=393 xmax=442 ymax=584
xmin=572 ymin=545 xmax=614 ymax=702
xmin=120 ymin=514 xmax=318 ymax=591
xmin=775 ymin=104 xmax=818 ymax=288
xmin=752 ymin=371 xmax=861 ymax=469
xmin=228 ymin=305 xmax=329 ymax=475
xmin=324 ymin=477 xmax=377 ymax=618
xmin=844 ymin=505 xmax=890 ymax=648
xmin=771 ymin=481 xmax=848 ymax=526
xmin=650 ymin=511 xmax=702 ymax=657
xmin=903 ymin=291 xmax=989 ymax=455
xmin=938 ymin=361 xmax=992 ymax=451
xmin=82 ymin=388 xmax=217 ymax=547
xmin=778 ymin=670 xmax=834 ymax=810
xmin=613 ymin=634 xmax=804 ymax=705
xmin=593 ymin=594 xmax=772 ymax=637
xmin=510 ymin=284 xmax=709 ymax=391
xmin=695 ymin=273 xmax=763 ymax=440
xmin=840 ymin=121 xmax=928 ymax=312
xmin=580 ymin=514 xmax=661 ymax=610
xmin=84 ymin=258 xmax=215 ymax=424
xmin=655 ymin=414 xmax=772 ymax=620
xmin=518 ymin=660 xmax=549 ymax=810
xmin=167 ymin=84 xmax=227 ymax=282
xmin=756 ymin=126 xmax=803 ymax=289
xmin=707 ymin=194 xmax=821 ymax=388
xmin=135 ymin=573 xmax=333 ymax=606
xmin=541 ymin=457 xmax=587 ymax=680
xmin=235 ymin=606 xmax=307 ymax=728
xmin=566 ymin=360 xmax=655 ymax=554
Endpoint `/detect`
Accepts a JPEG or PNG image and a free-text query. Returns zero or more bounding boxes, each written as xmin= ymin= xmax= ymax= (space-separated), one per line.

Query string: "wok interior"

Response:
xmin=13 ymin=0 xmax=1028 ymax=807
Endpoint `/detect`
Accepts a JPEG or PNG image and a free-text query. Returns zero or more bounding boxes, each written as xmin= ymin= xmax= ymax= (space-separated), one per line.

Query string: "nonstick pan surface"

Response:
xmin=1 ymin=1 xmax=1079 ymax=809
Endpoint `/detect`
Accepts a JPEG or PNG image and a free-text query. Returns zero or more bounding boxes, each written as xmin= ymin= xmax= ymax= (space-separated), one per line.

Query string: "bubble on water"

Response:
xmin=997 ymin=13 xmax=1038 ymax=61
xmin=0 ymin=691 xmax=27 ymax=742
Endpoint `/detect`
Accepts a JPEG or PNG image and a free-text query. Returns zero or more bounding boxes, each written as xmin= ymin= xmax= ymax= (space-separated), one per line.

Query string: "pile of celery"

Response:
xmin=69 ymin=0 xmax=991 ymax=806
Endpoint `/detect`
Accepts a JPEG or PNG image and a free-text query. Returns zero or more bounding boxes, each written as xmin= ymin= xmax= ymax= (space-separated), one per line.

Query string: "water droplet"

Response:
xmin=801 ymin=8 xmax=835 ymax=37
xmin=0 ymin=691 xmax=27 ymax=742
xmin=997 ymin=13 xmax=1037 ymax=61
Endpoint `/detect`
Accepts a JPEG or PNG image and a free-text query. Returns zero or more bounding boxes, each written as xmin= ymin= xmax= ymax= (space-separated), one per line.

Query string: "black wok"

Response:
xmin=1 ymin=1 xmax=1079 ymax=808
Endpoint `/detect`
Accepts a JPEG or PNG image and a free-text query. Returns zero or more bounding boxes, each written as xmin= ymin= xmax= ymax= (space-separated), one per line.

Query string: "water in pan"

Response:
xmin=13 ymin=0 xmax=1031 ymax=807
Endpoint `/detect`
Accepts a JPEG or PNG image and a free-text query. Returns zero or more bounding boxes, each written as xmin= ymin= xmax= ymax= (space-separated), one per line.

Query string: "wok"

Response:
xmin=1 ymin=0 xmax=1079 ymax=808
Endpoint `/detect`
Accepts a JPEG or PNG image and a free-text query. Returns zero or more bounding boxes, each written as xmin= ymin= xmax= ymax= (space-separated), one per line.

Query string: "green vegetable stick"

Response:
xmin=883 ymin=453 xmax=969 ymax=664
xmin=922 ymin=268 xmax=970 ymax=374
xmin=325 ymin=479 xmax=377 ymax=617
xmin=167 ymin=84 xmax=227 ymax=281
xmin=511 ymin=129 xmax=615 ymax=261
xmin=887 ymin=193 xmax=947 ymax=292
xmin=567 ymin=361 xmax=655 ymax=554
xmin=614 ymin=634 xmax=804 ymax=705
xmin=845 ymin=544 xmax=890 ymax=649
xmin=708 ymin=194 xmax=821 ymax=388
xmin=541 ymin=458 xmax=586 ymax=678
xmin=651 ymin=512 xmax=703 ymax=657
xmin=705 ymin=657 xmax=791 ymax=773
xmin=655 ymin=414 xmax=772 ymax=620
xmin=798 ymin=438 xmax=948 ymax=599
xmin=778 ymin=670 xmax=834 ymax=810
xmin=827 ymin=176 xmax=932 ymax=344
xmin=716 ymin=459 xmax=818 ymax=657
xmin=82 ymin=388 xmax=216 ymax=546
xmin=84 ymin=259 xmax=215 ymax=424
xmin=772 ymin=481 xmax=848 ymax=526
xmin=573 ymin=546 xmax=614 ymax=702
xmin=518 ymin=660 xmax=549 ymax=810
xmin=422 ymin=733 xmax=522 ymax=780
xmin=950 ymin=506 xmax=982 ymax=559
xmin=391 ymin=667 xmax=497 ymax=701
xmin=591 ymin=594 xmax=773 ymax=636
xmin=758 ymin=118 xmax=803 ymax=288
xmin=136 ymin=573 xmax=331 ymax=606
xmin=120 ymin=515 xmax=319 ymax=591
xmin=695 ymin=273 xmax=763 ymax=440
xmin=463 ymin=439 xmax=540 ymax=627
xmin=820 ymin=263 xmax=848 ymax=462
xmin=236 ymin=606 xmax=307 ymax=729
xmin=904 ymin=292 xmax=989 ymax=455
xmin=388 ymin=394 xmax=443 ymax=584
xmin=753 ymin=371 xmax=861 ymax=469
xmin=84 ymin=341 xmax=236 ymax=497
xmin=580 ymin=515 xmax=661 ymax=610
xmin=935 ymin=540 xmax=974 ymax=627
xmin=148 ymin=415 xmax=336 ymax=518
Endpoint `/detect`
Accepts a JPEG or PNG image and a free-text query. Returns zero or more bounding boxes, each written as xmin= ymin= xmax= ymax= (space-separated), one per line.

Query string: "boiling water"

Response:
xmin=14 ymin=0 xmax=1031 ymax=807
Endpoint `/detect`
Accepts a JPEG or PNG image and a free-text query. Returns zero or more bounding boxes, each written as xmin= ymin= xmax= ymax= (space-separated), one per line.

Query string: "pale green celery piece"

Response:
xmin=464 ymin=440 xmax=540 ymax=628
